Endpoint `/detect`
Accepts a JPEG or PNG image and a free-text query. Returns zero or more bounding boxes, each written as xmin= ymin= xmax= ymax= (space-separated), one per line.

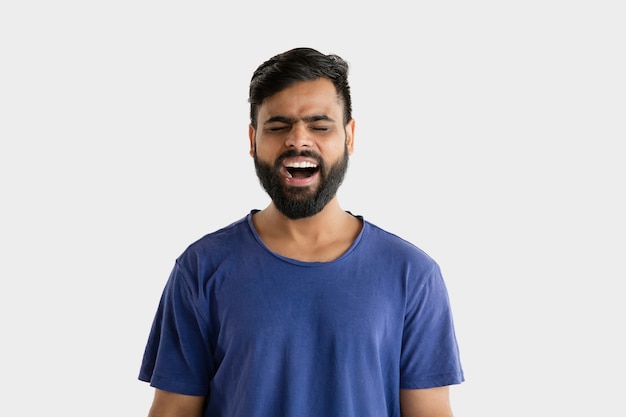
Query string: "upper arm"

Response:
xmin=400 ymin=386 xmax=454 ymax=417
xmin=147 ymin=388 xmax=205 ymax=417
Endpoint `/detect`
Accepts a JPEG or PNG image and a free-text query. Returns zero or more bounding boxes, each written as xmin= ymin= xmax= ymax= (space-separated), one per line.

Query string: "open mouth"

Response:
xmin=285 ymin=161 xmax=320 ymax=179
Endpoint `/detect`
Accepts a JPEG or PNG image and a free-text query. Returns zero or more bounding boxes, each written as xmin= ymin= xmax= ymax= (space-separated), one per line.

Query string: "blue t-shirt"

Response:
xmin=139 ymin=212 xmax=464 ymax=416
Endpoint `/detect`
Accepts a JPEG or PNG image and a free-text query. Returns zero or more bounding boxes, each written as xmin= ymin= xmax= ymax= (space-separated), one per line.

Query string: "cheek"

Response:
xmin=253 ymin=143 xmax=277 ymax=164
xmin=322 ymin=142 xmax=347 ymax=159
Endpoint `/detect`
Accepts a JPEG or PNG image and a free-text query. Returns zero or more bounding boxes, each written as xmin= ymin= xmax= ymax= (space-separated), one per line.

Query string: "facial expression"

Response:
xmin=249 ymin=78 xmax=355 ymax=219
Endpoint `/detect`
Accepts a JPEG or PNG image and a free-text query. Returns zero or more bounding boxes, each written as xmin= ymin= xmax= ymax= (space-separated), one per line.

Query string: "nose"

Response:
xmin=285 ymin=122 xmax=313 ymax=149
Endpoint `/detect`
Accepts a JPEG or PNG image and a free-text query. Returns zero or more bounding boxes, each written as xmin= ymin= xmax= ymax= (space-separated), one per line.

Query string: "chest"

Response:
xmin=210 ymin=264 xmax=406 ymax=355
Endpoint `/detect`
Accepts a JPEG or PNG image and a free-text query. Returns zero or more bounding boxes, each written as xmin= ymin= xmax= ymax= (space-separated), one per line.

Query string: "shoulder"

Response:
xmin=361 ymin=220 xmax=437 ymax=268
xmin=189 ymin=215 xmax=250 ymax=250
xmin=175 ymin=214 xmax=255 ymax=273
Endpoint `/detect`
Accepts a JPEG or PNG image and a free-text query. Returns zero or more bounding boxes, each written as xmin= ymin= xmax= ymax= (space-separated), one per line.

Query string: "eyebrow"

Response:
xmin=264 ymin=115 xmax=335 ymax=125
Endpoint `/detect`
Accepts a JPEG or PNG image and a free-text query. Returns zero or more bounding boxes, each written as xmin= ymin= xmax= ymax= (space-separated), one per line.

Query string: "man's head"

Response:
xmin=248 ymin=48 xmax=355 ymax=219
xmin=248 ymin=47 xmax=352 ymax=130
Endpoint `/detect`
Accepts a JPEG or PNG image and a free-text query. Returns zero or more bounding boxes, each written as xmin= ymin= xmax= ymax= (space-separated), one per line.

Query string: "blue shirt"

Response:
xmin=139 ymin=212 xmax=464 ymax=416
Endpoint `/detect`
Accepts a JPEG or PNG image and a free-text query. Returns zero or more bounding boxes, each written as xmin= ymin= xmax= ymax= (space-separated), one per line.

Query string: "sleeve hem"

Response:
xmin=141 ymin=374 xmax=208 ymax=397
xmin=400 ymin=372 xmax=465 ymax=389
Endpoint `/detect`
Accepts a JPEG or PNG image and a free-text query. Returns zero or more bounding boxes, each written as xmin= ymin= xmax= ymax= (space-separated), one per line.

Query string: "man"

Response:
xmin=139 ymin=47 xmax=464 ymax=417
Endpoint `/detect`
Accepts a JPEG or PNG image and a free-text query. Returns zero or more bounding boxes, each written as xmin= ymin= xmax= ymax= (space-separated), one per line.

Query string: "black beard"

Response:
xmin=254 ymin=147 xmax=349 ymax=220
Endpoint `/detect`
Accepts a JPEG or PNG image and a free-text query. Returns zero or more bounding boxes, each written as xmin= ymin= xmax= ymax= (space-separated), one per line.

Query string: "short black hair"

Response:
xmin=248 ymin=47 xmax=352 ymax=128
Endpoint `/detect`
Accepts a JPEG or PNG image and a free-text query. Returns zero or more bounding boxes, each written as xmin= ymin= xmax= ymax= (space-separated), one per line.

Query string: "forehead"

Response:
xmin=258 ymin=78 xmax=342 ymax=120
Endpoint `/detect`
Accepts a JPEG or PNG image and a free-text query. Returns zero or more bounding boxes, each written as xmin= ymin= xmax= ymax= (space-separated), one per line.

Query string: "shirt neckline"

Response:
xmin=245 ymin=210 xmax=366 ymax=267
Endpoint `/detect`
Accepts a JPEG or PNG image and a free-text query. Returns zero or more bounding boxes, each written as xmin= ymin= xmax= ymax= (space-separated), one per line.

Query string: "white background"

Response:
xmin=1 ymin=1 xmax=624 ymax=415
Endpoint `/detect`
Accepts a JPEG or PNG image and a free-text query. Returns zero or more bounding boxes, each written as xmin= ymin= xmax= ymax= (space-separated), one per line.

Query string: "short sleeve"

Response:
xmin=400 ymin=263 xmax=464 ymax=389
xmin=138 ymin=261 xmax=213 ymax=396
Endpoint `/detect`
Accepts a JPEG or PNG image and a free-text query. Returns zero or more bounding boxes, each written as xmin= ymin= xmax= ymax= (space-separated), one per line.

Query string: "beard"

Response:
xmin=253 ymin=146 xmax=349 ymax=220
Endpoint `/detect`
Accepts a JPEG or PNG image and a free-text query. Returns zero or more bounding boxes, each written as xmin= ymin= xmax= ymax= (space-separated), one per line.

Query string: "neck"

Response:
xmin=251 ymin=198 xmax=362 ymax=262
xmin=257 ymin=198 xmax=348 ymax=240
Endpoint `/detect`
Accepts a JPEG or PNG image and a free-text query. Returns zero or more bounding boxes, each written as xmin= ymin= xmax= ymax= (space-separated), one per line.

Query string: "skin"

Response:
xmin=249 ymin=78 xmax=360 ymax=262
xmin=147 ymin=389 xmax=204 ymax=417
xmin=400 ymin=386 xmax=454 ymax=417
xmin=145 ymin=78 xmax=455 ymax=417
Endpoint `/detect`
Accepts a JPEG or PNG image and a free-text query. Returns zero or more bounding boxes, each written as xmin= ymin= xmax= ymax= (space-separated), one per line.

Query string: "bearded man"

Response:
xmin=139 ymin=47 xmax=464 ymax=417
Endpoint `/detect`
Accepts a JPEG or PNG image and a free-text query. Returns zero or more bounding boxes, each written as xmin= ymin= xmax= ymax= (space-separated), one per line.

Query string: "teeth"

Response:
xmin=285 ymin=161 xmax=317 ymax=168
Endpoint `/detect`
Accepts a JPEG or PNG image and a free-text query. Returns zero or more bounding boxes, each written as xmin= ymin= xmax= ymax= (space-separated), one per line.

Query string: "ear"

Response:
xmin=248 ymin=124 xmax=256 ymax=157
xmin=345 ymin=119 xmax=356 ymax=155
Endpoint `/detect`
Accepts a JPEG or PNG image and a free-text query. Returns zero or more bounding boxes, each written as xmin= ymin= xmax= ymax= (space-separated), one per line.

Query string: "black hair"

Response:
xmin=248 ymin=47 xmax=352 ymax=128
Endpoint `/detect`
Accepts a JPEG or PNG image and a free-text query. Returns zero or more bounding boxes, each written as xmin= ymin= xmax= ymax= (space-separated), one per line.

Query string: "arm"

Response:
xmin=400 ymin=386 xmax=454 ymax=417
xmin=147 ymin=389 xmax=205 ymax=417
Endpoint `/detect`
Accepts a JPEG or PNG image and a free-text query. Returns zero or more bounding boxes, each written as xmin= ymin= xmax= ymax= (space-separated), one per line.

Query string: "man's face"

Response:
xmin=249 ymin=78 xmax=355 ymax=219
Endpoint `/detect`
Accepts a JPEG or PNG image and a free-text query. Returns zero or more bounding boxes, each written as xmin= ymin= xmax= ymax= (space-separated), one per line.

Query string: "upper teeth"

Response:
xmin=286 ymin=161 xmax=317 ymax=168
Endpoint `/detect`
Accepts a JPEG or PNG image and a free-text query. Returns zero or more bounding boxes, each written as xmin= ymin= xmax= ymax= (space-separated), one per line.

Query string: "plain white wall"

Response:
xmin=1 ymin=1 xmax=624 ymax=415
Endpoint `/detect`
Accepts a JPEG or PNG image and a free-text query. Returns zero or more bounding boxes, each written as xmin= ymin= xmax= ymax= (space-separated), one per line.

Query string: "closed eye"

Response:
xmin=268 ymin=126 xmax=288 ymax=131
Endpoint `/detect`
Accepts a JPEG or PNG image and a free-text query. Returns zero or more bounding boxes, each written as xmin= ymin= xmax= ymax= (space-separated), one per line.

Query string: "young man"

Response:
xmin=139 ymin=47 xmax=464 ymax=417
